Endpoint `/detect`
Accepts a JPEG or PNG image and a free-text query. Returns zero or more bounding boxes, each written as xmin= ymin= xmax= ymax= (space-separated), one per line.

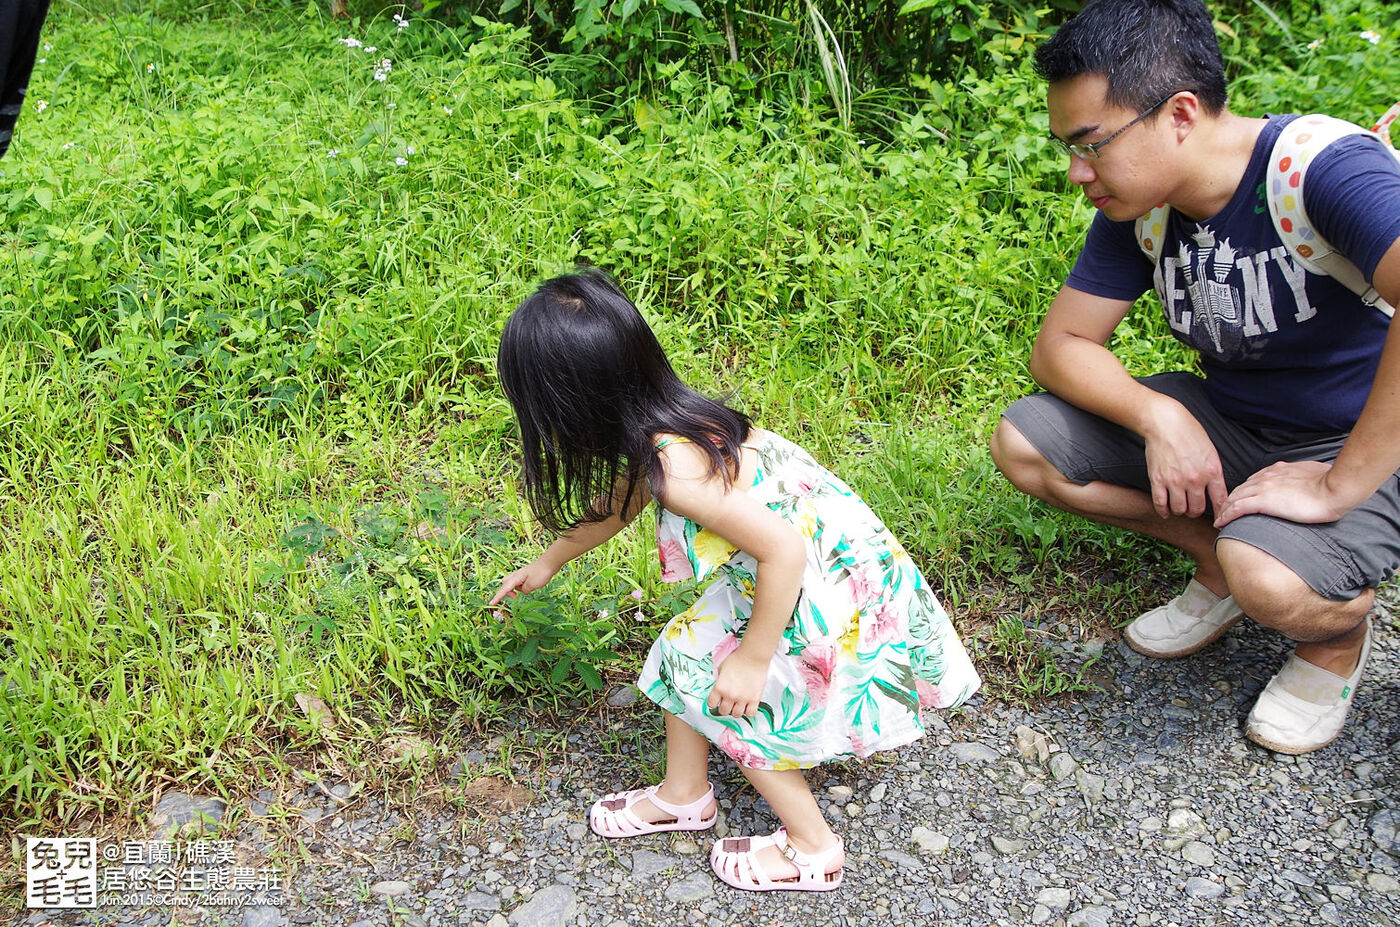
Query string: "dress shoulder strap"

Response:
xmin=655 ymin=434 xmax=762 ymax=451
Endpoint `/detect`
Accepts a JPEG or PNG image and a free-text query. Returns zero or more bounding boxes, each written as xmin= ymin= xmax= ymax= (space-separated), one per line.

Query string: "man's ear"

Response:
xmin=1167 ymin=91 xmax=1203 ymax=142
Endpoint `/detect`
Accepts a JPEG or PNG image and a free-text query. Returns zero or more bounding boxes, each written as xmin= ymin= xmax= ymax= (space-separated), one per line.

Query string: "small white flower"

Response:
xmin=327 ymin=148 xmax=340 ymax=158
xmin=146 ymin=63 xmax=155 ymax=72
xmin=374 ymin=69 xmax=388 ymax=81
xmin=1307 ymin=39 xmax=1323 ymax=50
xmin=395 ymin=156 xmax=408 ymax=166
xmin=34 ymin=99 xmax=47 ymax=113
xmin=1360 ymin=29 xmax=1381 ymax=44
xmin=380 ymin=58 xmax=392 ymax=70
xmin=43 ymin=42 xmax=52 ymax=51
xmin=597 ymin=609 xmax=609 ymax=619
xmin=365 ymin=46 xmax=377 ymax=53
xmin=406 ymin=146 xmax=415 ymax=155
xmin=37 ymin=58 xmax=45 ymax=64
xmin=443 ymin=106 xmax=453 ymax=115
xmin=339 ymin=37 xmax=363 ymax=48
xmin=386 ymin=102 xmax=396 ymax=109
xmin=62 ymin=141 xmax=74 ymax=149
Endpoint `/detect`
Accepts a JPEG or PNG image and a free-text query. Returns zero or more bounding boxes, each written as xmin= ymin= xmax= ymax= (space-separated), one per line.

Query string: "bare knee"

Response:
xmin=990 ymin=417 xmax=1057 ymax=498
xmin=1218 ymin=539 xmax=1372 ymax=641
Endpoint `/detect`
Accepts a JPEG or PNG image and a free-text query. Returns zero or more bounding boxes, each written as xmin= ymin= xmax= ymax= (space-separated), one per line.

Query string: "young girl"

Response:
xmin=490 ymin=268 xmax=980 ymax=892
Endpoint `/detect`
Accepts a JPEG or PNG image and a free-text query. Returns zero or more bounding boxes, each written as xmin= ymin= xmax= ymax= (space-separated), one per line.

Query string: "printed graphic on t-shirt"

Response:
xmin=1156 ymin=221 xmax=1314 ymax=362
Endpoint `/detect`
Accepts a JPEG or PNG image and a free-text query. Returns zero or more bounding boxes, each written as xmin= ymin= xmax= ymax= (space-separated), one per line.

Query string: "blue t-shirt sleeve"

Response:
xmin=1063 ymin=211 xmax=1156 ymax=301
xmin=1304 ymin=134 xmax=1400 ymax=281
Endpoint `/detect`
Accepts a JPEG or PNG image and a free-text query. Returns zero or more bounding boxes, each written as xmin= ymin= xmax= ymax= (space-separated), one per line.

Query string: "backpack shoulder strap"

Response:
xmin=1267 ymin=113 xmax=1397 ymax=317
xmin=1374 ymin=100 xmax=1399 ymax=148
xmin=1134 ymin=203 xmax=1172 ymax=265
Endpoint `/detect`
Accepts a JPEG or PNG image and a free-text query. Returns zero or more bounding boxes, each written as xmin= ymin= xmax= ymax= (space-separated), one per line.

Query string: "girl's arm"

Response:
xmin=489 ymin=478 xmax=653 ymax=606
xmin=657 ymin=440 xmax=806 ymax=719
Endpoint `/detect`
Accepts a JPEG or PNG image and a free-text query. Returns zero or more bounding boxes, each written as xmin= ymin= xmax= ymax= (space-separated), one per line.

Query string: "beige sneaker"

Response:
xmin=1123 ymin=579 xmax=1244 ymax=658
xmin=1246 ymin=620 xmax=1372 ymax=756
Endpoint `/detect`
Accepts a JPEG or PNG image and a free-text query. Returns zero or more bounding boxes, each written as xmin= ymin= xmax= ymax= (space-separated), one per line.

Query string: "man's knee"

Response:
xmin=990 ymin=417 xmax=1054 ymax=496
xmin=1218 ymin=538 xmax=1372 ymax=641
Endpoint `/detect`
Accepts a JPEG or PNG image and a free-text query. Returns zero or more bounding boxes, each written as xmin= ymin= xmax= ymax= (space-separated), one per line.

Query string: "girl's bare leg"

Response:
xmin=734 ymin=767 xmax=843 ymax=877
xmin=628 ymin=711 xmax=715 ymax=823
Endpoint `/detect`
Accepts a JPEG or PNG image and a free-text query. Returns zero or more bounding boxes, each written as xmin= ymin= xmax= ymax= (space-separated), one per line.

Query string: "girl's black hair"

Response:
xmin=497 ymin=267 xmax=751 ymax=534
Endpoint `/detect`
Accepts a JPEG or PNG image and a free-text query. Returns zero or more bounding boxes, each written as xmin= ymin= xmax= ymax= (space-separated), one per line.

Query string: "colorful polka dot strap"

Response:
xmin=1268 ymin=114 xmax=1376 ymax=268
xmin=1374 ymin=101 xmax=1400 ymax=149
xmin=1266 ymin=112 xmax=1397 ymax=316
xmin=1135 ymin=203 xmax=1171 ymax=263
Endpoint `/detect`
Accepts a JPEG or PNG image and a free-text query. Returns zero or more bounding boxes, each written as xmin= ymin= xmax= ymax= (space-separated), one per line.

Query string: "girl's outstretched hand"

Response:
xmin=707 ymin=651 xmax=769 ymax=719
xmin=489 ymin=559 xmax=559 ymax=607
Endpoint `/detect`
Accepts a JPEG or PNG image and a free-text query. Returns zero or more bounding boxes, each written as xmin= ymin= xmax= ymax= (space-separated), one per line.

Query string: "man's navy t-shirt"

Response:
xmin=1064 ymin=114 xmax=1400 ymax=434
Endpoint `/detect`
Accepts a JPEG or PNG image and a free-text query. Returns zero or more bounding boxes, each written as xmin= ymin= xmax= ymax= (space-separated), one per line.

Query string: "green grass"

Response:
xmin=1 ymin=0 xmax=1397 ymax=836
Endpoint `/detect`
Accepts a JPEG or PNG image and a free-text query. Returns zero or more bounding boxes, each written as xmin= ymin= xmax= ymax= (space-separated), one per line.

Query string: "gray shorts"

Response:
xmin=1001 ymin=372 xmax=1400 ymax=600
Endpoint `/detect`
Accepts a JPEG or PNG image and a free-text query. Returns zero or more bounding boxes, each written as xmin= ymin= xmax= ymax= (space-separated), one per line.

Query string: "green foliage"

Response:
xmin=1223 ymin=0 xmax=1399 ymax=122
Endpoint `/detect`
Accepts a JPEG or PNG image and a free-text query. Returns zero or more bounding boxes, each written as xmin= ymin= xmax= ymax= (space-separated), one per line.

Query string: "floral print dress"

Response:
xmin=637 ymin=429 xmax=981 ymax=770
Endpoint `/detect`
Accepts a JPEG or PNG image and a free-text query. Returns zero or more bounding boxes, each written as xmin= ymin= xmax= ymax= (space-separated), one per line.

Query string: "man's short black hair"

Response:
xmin=1034 ymin=0 xmax=1229 ymax=116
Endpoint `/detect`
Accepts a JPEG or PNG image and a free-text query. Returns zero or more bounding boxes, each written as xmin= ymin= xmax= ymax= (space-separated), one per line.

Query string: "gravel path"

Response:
xmin=20 ymin=601 xmax=1400 ymax=927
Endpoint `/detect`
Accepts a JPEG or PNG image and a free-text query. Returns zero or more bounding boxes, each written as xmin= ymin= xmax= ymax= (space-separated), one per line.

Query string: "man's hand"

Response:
xmin=1214 ymin=459 xmax=1348 ymax=528
xmin=706 ymin=650 xmax=769 ymax=719
xmin=1142 ymin=402 xmax=1228 ymax=519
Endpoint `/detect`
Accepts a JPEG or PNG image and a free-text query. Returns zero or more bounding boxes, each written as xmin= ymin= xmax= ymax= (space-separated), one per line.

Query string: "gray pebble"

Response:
xmin=1075 ymin=770 xmax=1106 ymax=803
xmin=149 ymin=792 xmax=227 ymax=839
xmin=241 ymin=908 xmax=284 ymax=927
xmin=606 ymin=685 xmax=639 ymax=708
xmin=949 ymin=742 xmax=1000 ymax=764
xmin=1049 ymin=753 xmax=1079 ymax=781
xmin=991 ymin=835 xmax=1027 ymax=855
xmin=460 ymin=892 xmax=502 ymax=912
xmin=910 ymin=827 xmax=949 ymax=855
xmin=1184 ymin=877 xmax=1225 ymax=900
xmin=371 ymin=880 xmax=412 ymax=897
xmin=1067 ymin=904 xmax=1113 ymax=927
xmin=1367 ymin=872 xmax=1400 ymax=893
xmin=1181 ymin=841 xmax=1215 ymax=866
xmin=880 ymin=849 xmax=922 ymax=869
xmin=1369 ymin=808 xmax=1400 ymax=853
xmin=663 ymin=872 xmax=713 ymax=902
xmin=507 ymin=884 xmax=576 ymax=927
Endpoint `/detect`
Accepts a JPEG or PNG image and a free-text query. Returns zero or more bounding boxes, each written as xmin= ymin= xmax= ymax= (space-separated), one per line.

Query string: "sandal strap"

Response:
xmin=645 ymin=782 xmax=715 ymax=820
xmin=775 ymin=829 xmax=845 ymax=879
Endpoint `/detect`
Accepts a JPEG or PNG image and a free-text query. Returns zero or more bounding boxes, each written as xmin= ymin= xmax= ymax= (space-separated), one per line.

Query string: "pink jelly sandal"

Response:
xmin=709 ymin=827 xmax=844 ymax=892
xmin=588 ymin=783 xmax=717 ymax=838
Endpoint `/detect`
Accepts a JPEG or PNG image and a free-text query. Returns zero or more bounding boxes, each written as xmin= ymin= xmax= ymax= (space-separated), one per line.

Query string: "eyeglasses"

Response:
xmin=1050 ymin=93 xmax=1180 ymax=161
